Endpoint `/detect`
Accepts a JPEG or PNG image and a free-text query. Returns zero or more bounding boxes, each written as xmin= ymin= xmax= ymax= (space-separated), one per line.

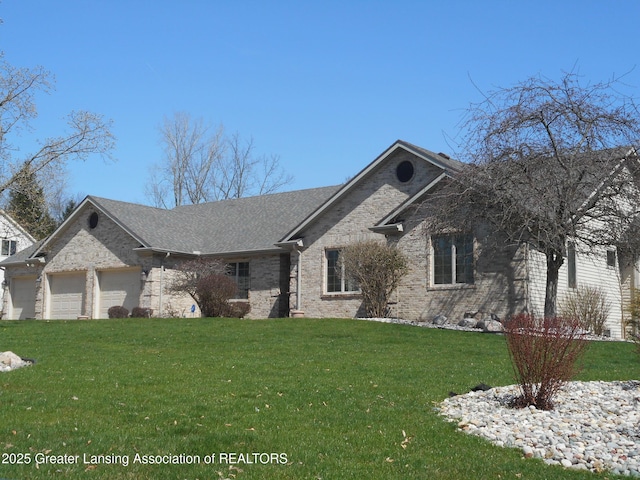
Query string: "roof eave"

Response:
xmin=369 ymin=223 xmax=404 ymax=235
xmin=135 ymin=246 xmax=286 ymax=258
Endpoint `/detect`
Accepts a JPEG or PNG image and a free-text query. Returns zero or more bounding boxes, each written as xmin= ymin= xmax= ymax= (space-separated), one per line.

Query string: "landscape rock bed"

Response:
xmin=439 ymin=381 xmax=640 ymax=476
xmin=358 ymin=316 xmax=620 ymax=341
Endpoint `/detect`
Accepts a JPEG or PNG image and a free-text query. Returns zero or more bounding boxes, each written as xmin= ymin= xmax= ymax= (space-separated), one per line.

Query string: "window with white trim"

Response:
xmin=227 ymin=262 xmax=250 ymax=299
xmin=1 ymin=239 xmax=16 ymax=256
xmin=326 ymin=249 xmax=358 ymax=293
xmin=432 ymin=234 xmax=474 ymax=285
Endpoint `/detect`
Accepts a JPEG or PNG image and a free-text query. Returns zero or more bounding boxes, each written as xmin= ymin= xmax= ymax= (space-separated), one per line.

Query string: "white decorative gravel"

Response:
xmin=439 ymin=381 xmax=640 ymax=476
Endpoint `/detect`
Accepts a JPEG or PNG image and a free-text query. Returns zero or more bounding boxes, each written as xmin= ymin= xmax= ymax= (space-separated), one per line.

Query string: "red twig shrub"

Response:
xmin=503 ymin=314 xmax=589 ymax=410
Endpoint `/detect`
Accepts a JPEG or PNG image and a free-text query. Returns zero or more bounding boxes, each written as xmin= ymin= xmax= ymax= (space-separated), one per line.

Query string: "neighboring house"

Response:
xmin=0 ymin=140 xmax=633 ymax=337
xmin=0 ymin=210 xmax=36 ymax=315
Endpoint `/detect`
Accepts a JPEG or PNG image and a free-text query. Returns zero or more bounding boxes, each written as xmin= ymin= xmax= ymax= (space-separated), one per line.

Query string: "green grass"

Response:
xmin=0 ymin=318 xmax=637 ymax=479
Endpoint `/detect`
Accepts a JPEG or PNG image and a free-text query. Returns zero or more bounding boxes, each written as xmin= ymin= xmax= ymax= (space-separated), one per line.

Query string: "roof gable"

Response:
xmin=279 ymin=140 xmax=461 ymax=242
xmin=0 ymin=210 xmax=36 ymax=243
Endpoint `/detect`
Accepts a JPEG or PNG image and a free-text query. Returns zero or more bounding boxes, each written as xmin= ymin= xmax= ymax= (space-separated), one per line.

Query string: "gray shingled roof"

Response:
xmin=0 ymin=239 xmax=45 ymax=266
xmin=90 ymin=185 xmax=342 ymax=255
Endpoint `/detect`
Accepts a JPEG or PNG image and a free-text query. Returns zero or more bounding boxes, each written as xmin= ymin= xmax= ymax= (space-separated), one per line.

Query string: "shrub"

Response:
xmin=226 ymin=301 xmax=251 ymax=318
xmin=339 ymin=240 xmax=408 ymax=318
xmin=503 ymin=314 xmax=589 ymax=410
xmin=627 ymin=288 xmax=640 ymax=336
xmin=131 ymin=307 xmax=153 ymax=318
xmin=196 ymin=273 xmax=238 ymax=318
xmin=560 ymin=285 xmax=610 ymax=336
xmin=107 ymin=306 xmax=129 ymax=318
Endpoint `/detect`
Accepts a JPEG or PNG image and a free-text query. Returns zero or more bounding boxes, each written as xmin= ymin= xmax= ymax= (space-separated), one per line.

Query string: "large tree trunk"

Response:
xmin=544 ymin=251 xmax=565 ymax=318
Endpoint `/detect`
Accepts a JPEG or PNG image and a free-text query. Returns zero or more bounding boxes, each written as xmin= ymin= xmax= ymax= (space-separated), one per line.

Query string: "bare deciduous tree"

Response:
xmin=0 ymin=55 xmax=115 ymax=199
xmin=146 ymin=112 xmax=293 ymax=208
xmin=426 ymin=72 xmax=640 ymax=317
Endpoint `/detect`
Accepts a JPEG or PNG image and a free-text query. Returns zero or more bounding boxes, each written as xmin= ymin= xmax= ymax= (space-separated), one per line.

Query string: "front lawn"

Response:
xmin=0 ymin=318 xmax=636 ymax=479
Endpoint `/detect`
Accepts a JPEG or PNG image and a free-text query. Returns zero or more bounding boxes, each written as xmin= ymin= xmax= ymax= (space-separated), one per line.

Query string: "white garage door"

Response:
xmin=49 ymin=273 xmax=86 ymax=319
xmin=9 ymin=277 xmax=36 ymax=319
xmin=97 ymin=269 xmax=141 ymax=318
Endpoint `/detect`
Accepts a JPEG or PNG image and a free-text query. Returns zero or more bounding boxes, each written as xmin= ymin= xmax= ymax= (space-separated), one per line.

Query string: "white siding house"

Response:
xmin=0 ymin=210 xmax=36 ymax=318
xmin=526 ymin=244 xmax=625 ymax=338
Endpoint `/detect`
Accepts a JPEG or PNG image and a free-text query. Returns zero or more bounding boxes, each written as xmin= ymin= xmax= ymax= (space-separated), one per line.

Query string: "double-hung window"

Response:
xmin=432 ymin=234 xmax=474 ymax=285
xmin=1 ymin=239 xmax=16 ymax=256
xmin=227 ymin=262 xmax=250 ymax=299
xmin=326 ymin=249 xmax=358 ymax=293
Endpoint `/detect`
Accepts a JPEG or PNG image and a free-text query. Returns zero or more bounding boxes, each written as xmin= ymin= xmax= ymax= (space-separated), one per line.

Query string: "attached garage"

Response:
xmin=96 ymin=268 xmax=141 ymax=318
xmin=8 ymin=276 xmax=37 ymax=319
xmin=48 ymin=272 xmax=86 ymax=319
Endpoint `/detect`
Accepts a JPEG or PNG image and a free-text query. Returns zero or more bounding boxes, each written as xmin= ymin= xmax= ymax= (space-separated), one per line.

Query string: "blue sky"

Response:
xmin=1 ymin=1 xmax=639 ymax=205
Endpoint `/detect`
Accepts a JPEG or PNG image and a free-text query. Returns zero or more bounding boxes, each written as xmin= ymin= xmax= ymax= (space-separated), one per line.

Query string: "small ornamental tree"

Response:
xmin=504 ymin=314 xmax=589 ymax=410
xmin=170 ymin=258 xmax=239 ymax=317
xmin=339 ymin=240 xmax=408 ymax=318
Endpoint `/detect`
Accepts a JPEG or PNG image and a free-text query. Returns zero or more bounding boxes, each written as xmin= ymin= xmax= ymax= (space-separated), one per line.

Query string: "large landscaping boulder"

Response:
xmin=0 ymin=351 xmax=31 ymax=372
xmin=458 ymin=318 xmax=479 ymax=328
xmin=482 ymin=319 xmax=504 ymax=333
xmin=432 ymin=314 xmax=448 ymax=326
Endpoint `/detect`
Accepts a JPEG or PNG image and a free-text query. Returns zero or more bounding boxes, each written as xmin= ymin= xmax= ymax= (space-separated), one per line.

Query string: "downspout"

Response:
xmin=291 ymin=241 xmax=304 ymax=317
xmin=296 ymin=247 xmax=302 ymax=311
xmin=159 ymin=252 xmax=170 ymax=317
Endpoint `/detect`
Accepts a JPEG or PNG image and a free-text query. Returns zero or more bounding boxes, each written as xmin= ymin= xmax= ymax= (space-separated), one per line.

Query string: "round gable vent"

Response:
xmin=396 ymin=160 xmax=414 ymax=183
xmin=88 ymin=212 xmax=99 ymax=229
